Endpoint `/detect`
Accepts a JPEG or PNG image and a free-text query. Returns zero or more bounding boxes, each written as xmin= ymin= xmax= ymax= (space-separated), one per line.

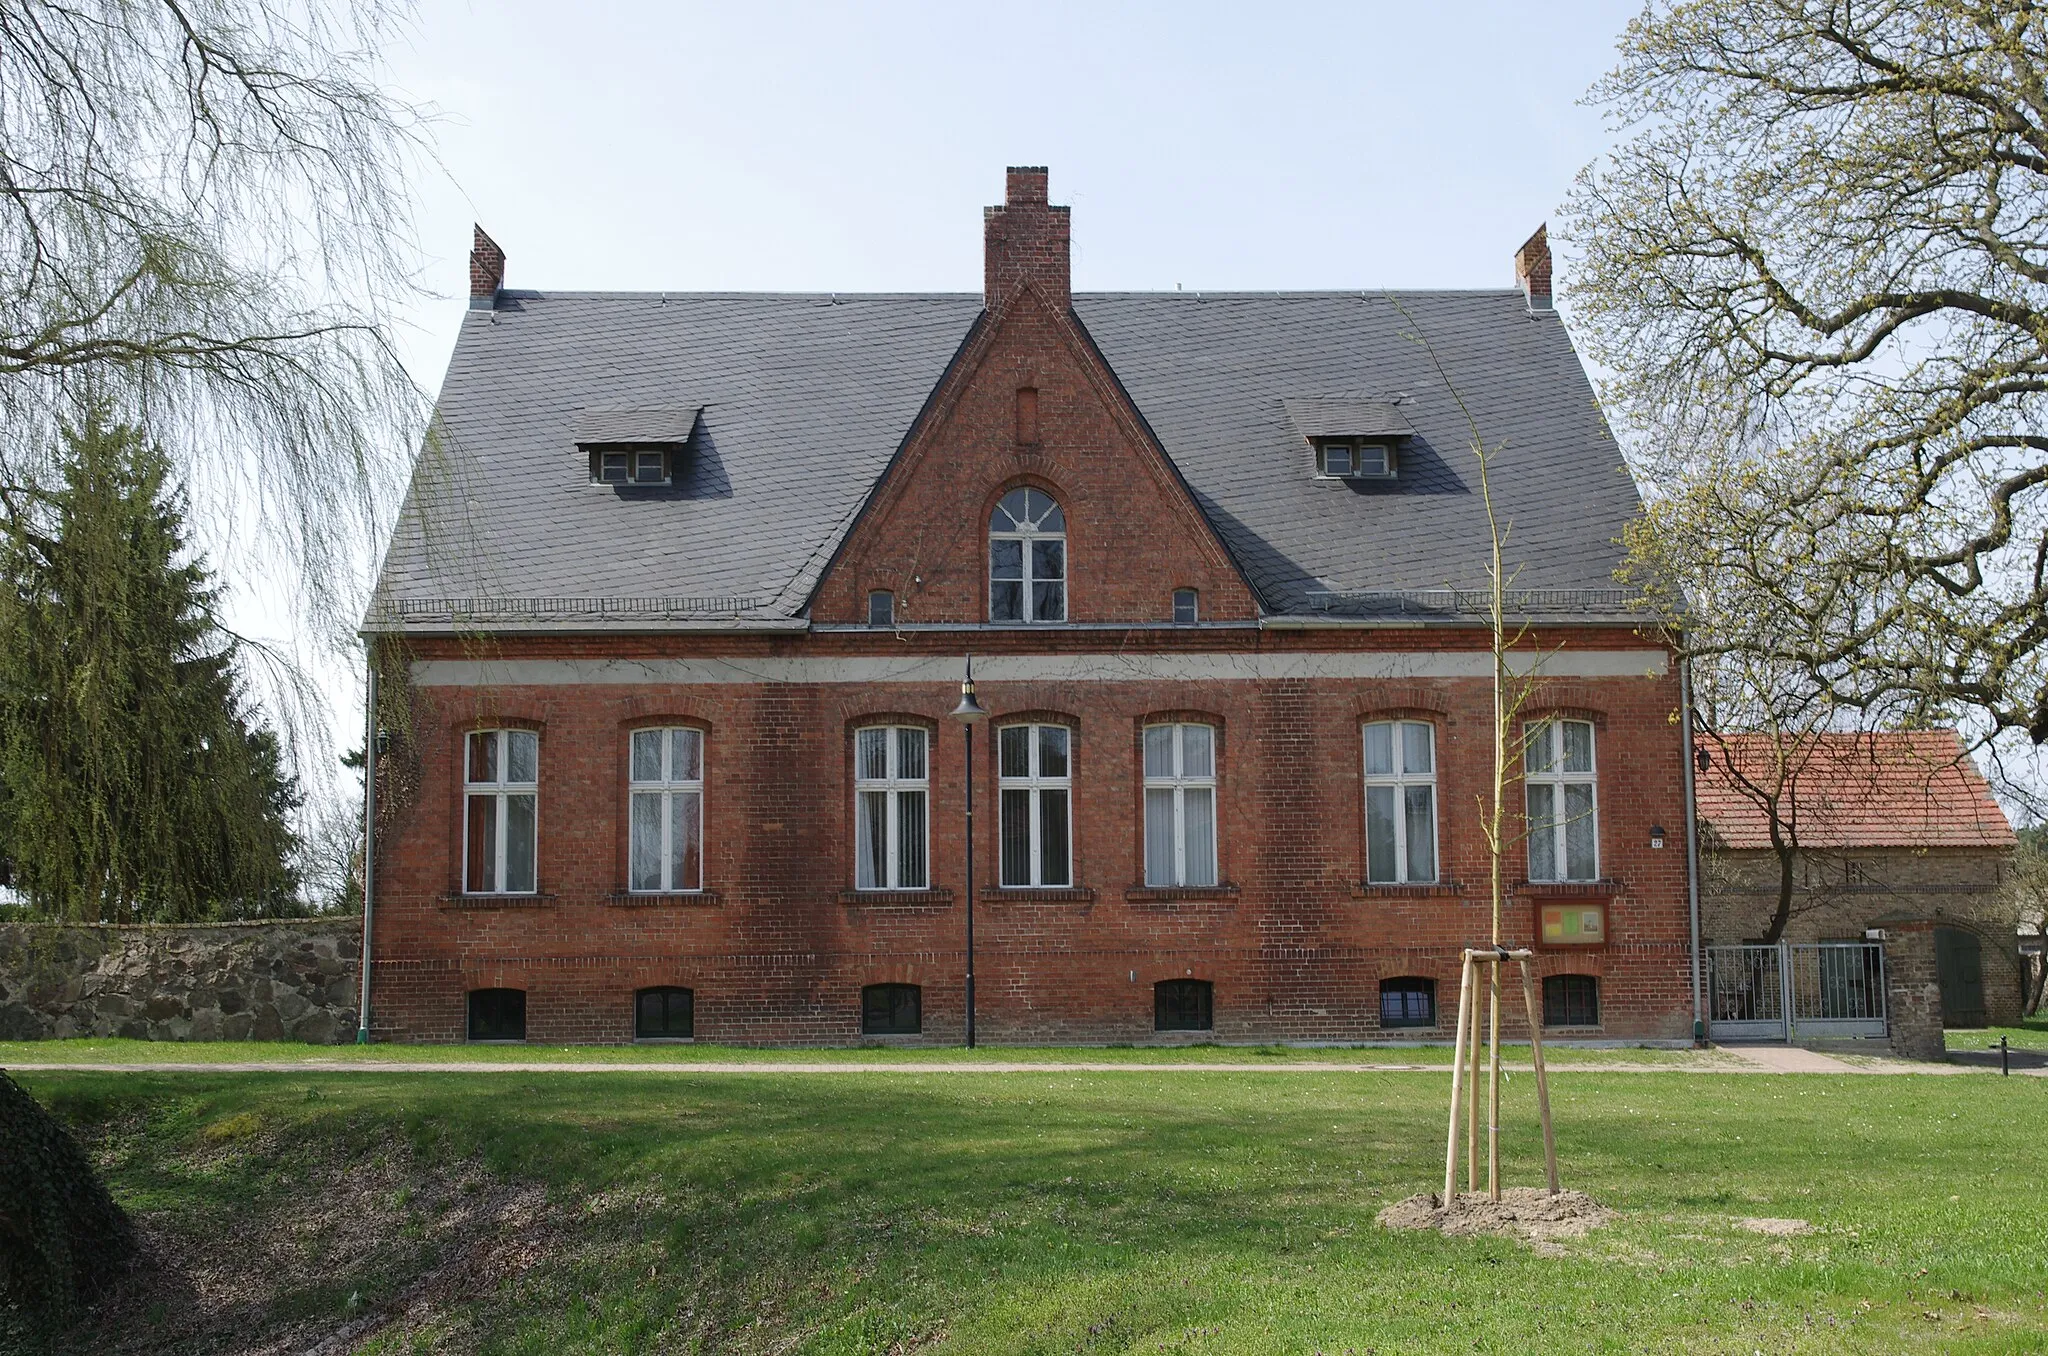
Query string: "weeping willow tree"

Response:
xmin=0 ymin=0 xmax=431 ymax=610
xmin=0 ymin=415 xmax=302 ymax=922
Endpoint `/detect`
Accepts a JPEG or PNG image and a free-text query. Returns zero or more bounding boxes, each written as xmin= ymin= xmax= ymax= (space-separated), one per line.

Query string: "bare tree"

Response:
xmin=1565 ymin=1 xmax=2048 ymax=745
xmin=1396 ymin=298 xmax=1566 ymax=1202
xmin=0 ymin=0 xmax=431 ymax=644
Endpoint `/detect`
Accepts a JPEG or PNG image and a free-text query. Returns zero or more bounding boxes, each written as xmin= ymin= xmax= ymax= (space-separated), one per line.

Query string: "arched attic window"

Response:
xmin=990 ymin=488 xmax=1066 ymax=623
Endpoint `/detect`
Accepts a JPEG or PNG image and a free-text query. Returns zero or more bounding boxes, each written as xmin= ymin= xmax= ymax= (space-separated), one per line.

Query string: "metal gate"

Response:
xmin=1706 ymin=942 xmax=1887 ymax=1042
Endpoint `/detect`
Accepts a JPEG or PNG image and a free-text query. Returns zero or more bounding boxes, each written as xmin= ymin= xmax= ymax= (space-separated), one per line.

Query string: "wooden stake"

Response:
xmin=1487 ymin=952 xmax=1502 ymax=1201
xmin=1442 ymin=952 xmax=1474 ymax=1202
xmin=1465 ymin=957 xmax=1481 ymax=1194
xmin=1517 ymin=958 xmax=1560 ymax=1195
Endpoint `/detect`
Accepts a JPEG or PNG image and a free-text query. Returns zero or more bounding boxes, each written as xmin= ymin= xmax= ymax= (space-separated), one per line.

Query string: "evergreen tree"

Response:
xmin=0 ymin=414 xmax=302 ymax=922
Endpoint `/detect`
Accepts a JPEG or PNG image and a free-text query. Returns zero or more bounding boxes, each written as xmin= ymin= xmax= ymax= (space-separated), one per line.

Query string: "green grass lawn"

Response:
xmin=1981 ymin=1014 xmax=2048 ymax=1052
xmin=0 ymin=1036 xmax=1726 ymax=1068
xmin=14 ymin=1062 xmax=2045 ymax=1354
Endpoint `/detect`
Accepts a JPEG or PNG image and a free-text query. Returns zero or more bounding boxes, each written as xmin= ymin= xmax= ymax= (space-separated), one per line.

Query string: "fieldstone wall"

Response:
xmin=0 ymin=919 xmax=362 ymax=1044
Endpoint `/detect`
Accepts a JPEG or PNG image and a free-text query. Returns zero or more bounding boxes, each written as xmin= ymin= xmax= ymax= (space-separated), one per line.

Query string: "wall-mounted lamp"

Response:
xmin=1694 ymin=747 xmax=1712 ymax=773
xmin=1650 ymin=825 xmax=1666 ymax=849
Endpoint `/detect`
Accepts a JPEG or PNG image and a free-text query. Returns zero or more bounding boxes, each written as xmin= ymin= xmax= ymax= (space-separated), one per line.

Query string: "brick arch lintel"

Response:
xmin=1352 ymin=685 xmax=1450 ymax=719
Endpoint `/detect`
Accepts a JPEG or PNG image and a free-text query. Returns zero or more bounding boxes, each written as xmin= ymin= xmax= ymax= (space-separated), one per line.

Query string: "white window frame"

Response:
xmin=593 ymin=447 xmax=670 ymax=485
xmin=1143 ymin=722 xmax=1219 ymax=887
xmin=1363 ymin=720 xmax=1437 ymax=884
xmin=997 ymin=723 xmax=1072 ymax=888
xmin=627 ymin=727 xmax=704 ymax=893
xmin=632 ymin=448 xmax=668 ymax=484
xmin=854 ymin=725 xmax=930 ymax=891
xmin=989 ymin=489 xmax=1067 ymax=623
xmin=1317 ymin=439 xmax=1393 ymax=479
xmin=1525 ymin=717 xmax=1600 ymax=882
xmin=463 ymin=728 xmax=539 ymax=895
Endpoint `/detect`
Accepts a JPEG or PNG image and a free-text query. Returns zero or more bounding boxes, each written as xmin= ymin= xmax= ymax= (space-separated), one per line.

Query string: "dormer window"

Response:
xmin=1317 ymin=439 xmax=1393 ymax=480
xmin=572 ymin=405 xmax=701 ymax=489
xmin=592 ymin=447 xmax=671 ymax=486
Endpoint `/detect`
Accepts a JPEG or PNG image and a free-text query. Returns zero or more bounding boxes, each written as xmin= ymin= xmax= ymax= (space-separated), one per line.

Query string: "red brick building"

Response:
xmin=362 ymin=168 xmax=1695 ymax=1045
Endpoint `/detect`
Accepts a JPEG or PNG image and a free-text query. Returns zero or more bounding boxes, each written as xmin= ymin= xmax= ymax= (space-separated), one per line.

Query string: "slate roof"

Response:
xmin=1695 ymin=731 xmax=2016 ymax=851
xmin=371 ymin=289 xmax=1647 ymax=628
xmin=1279 ymin=396 xmax=1416 ymax=441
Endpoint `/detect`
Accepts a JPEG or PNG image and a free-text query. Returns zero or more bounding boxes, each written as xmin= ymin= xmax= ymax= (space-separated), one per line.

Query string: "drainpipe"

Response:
xmin=356 ymin=647 xmax=378 ymax=1044
xmin=1679 ymin=656 xmax=1704 ymax=1044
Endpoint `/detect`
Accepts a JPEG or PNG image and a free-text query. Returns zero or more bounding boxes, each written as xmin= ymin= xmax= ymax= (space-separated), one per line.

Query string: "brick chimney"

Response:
xmin=1514 ymin=224 xmax=1552 ymax=312
xmin=469 ymin=225 xmax=506 ymax=310
xmin=984 ymin=166 xmax=1070 ymax=313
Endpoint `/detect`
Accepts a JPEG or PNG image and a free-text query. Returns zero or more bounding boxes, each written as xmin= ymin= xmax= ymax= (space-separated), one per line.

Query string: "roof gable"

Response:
xmin=808 ymin=283 xmax=1257 ymax=625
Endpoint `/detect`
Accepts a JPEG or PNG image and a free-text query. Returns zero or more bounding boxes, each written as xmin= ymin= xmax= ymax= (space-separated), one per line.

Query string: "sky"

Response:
xmin=380 ymin=0 xmax=1645 ymax=376
xmin=282 ymin=0 xmax=1670 ymax=828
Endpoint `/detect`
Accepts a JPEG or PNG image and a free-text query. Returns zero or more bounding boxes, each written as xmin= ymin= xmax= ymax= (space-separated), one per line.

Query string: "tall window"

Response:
xmin=855 ymin=726 xmax=929 ymax=890
xmin=1143 ymin=723 xmax=1218 ymax=887
xmin=1525 ymin=718 xmax=1598 ymax=881
xmin=629 ymin=727 xmax=703 ymax=893
xmin=1172 ymin=588 xmax=1199 ymax=623
xmin=1154 ymin=979 xmax=1213 ymax=1031
xmin=867 ymin=590 xmax=894 ymax=627
xmin=999 ymin=724 xmax=1072 ymax=887
xmin=1543 ymin=974 xmax=1600 ymax=1027
xmin=990 ymin=488 xmax=1066 ymax=622
xmin=465 ymin=729 xmax=538 ymax=894
xmin=1364 ymin=721 xmax=1437 ymax=883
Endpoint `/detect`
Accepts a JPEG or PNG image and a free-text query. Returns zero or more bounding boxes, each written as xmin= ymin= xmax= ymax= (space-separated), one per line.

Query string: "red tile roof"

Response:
xmin=1694 ymin=730 xmax=2015 ymax=850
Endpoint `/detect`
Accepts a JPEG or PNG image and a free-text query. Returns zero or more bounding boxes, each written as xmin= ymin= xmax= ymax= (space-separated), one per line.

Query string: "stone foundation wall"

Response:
xmin=0 ymin=919 xmax=362 ymax=1043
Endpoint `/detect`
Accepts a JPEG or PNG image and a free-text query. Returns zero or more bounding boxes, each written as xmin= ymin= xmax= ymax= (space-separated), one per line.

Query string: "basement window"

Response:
xmin=862 ymin=983 xmax=922 ymax=1035
xmin=635 ymin=986 xmax=695 ymax=1040
xmin=1379 ymin=977 xmax=1436 ymax=1028
xmin=1317 ymin=439 xmax=1393 ymax=480
xmin=591 ymin=446 xmax=671 ymax=486
xmin=1154 ymin=978 xmax=1214 ymax=1032
xmin=1542 ymin=974 xmax=1600 ymax=1028
xmin=467 ymin=988 xmax=526 ymax=1042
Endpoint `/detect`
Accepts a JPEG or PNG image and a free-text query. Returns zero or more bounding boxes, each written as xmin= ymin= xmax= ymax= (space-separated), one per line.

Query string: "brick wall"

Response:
xmin=368 ymin=630 xmax=1694 ymax=1045
xmin=1881 ymin=918 xmax=1946 ymax=1059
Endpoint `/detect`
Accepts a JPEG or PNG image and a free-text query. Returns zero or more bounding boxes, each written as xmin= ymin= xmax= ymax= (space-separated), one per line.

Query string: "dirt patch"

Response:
xmin=59 ymin=1125 xmax=559 ymax=1356
xmin=1378 ymin=1188 xmax=1614 ymax=1255
xmin=1734 ymin=1216 xmax=1812 ymax=1237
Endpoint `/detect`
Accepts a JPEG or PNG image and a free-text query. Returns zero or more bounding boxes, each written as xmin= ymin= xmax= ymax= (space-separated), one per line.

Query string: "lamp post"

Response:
xmin=949 ymin=655 xmax=989 ymax=1048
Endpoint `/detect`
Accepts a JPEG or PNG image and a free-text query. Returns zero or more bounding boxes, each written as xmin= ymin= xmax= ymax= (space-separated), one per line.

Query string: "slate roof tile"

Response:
xmin=373 ymin=289 xmax=1648 ymax=626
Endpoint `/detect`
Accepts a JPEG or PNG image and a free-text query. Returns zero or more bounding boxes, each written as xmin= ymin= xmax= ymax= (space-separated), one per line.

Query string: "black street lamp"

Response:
xmin=949 ymin=655 xmax=989 ymax=1047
